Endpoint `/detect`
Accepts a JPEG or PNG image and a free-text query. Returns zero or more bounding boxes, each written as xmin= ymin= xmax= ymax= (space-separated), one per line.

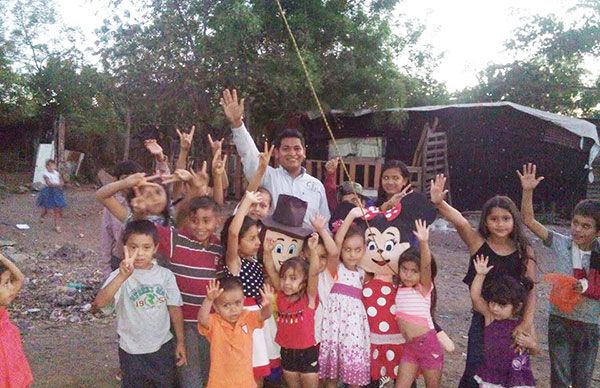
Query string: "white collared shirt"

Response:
xmin=231 ymin=123 xmax=331 ymax=228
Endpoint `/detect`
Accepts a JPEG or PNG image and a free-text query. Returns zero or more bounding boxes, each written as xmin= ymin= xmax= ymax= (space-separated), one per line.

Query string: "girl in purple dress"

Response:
xmin=470 ymin=255 xmax=539 ymax=388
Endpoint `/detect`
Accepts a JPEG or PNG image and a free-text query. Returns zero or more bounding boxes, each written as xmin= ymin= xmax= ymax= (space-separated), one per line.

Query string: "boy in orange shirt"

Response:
xmin=198 ymin=277 xmax=274 ymax=388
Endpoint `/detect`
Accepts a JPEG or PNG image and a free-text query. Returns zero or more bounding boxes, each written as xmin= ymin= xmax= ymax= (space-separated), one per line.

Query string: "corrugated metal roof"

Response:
xmin=307 ymin=101 xmax=600 ymax=181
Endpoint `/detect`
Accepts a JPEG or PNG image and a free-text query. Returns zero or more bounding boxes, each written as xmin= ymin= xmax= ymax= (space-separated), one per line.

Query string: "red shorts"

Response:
xmin=401 ymin=329 xmax=444 ymax=370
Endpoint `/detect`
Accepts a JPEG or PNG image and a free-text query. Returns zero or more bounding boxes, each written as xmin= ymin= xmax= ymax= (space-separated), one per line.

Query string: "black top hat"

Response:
xmin=261 ymin=195 xmax=313 ymax=238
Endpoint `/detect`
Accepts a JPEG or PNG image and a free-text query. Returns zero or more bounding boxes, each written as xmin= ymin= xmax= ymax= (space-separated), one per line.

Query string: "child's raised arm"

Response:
xmin=173 ymin=126 xmax=195 ymax=201
xmin=247 ymin=141 xmax=274 ymax=193
xmin=413 ymin=219 xmax=433 ymax=292
xmin=0 ymin=253 xmax=25 ymax=295
xmin=430 ymin=174 xmax=483 ymax=254
xmin=469 ymin=255 xmax=493 ymax=321
xmin=226 ymin=191 xmax=262 ymax=275
xmin=305 ymin=233 xmax=321 ymax=308
xmin=311 ymin=214 xmax=340 ymax=275
xmin=208 ymin=134 xmax=230 ymax=192
xmin=198 ymin=279 xmax=222 ymax=329
xmin=334 ymin=206 xmax=365 ymax=250
xmin=211 ymin=147 xmax=227 ymax=206
xmin=259 ymin=284 xmax=275 ymax=321
xmin=94 ymin=247 xmax=136 ymax=308
xmin=262 ymin=237 xmax=281 ymax=290
xmin=517 ymin=163 xmax=549 ymax=241
xmin=96 ymin=173 xmax=159 ymax=222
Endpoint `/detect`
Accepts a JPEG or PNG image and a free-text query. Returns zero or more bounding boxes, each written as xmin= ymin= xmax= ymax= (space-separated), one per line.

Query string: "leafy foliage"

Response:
xmin=456 ymin=3 xmax=600 ymax=116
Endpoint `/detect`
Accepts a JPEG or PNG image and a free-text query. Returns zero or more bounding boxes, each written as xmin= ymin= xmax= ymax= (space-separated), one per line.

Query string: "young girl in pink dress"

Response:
xmin=0 ymin=253 xmax=33 ymax=387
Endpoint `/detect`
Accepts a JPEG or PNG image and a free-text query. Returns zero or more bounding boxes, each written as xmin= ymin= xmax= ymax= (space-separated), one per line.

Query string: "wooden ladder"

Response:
xmin=412 ymin=118 xmax=452 ymax=205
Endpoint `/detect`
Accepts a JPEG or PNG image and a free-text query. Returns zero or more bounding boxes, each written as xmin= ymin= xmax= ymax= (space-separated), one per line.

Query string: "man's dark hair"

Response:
xmin=573 ymin=199 xmax=600 ymax=231
xmin=273 ymin=128 xmax=305 ymax=148
xmin=122 ymin=219 xmax=159 ymax=245
xmin=113 ymin=160 xmax=144 ymax=179
xmin=189 ymin=195 xmax=222 ymax=214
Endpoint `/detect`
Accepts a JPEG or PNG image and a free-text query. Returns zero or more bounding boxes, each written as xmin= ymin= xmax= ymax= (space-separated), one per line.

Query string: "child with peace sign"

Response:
xmin=94 ymin=220 xmax=186 ymax=387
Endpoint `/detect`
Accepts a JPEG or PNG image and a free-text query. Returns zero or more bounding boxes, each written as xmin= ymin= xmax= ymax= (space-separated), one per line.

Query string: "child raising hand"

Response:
xmin=394 ymin=220 xmax=444 ymax=388
xmin=470 ymin=255 xmax=538 ymax=388
xmin=198 ymin=278 xmax=275 ymax=388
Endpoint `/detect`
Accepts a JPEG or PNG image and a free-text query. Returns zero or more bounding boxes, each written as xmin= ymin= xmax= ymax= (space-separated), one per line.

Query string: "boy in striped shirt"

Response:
xmin=156 ymin=195 xmax=224 ymax=388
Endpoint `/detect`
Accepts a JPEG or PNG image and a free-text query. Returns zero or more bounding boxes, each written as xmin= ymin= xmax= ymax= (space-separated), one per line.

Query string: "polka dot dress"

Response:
xmin=224 ymin=257 xmax=264 ymax=303
xmin=362 ymin=279 xmax=406 ymax=380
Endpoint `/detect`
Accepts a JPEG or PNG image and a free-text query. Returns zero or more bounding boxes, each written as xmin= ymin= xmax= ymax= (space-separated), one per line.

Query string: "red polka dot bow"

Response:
xmin=362 ymin=203 xmax=402 ymax=221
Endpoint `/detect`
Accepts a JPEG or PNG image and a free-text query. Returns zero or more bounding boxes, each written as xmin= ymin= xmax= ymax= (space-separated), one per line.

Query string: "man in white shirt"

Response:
xmin=220 ymin=89 xmax=330 ymax=228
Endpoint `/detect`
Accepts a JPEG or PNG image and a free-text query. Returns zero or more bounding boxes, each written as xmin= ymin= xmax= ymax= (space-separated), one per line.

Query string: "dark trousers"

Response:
xmin=458 ymin=311 xmax=485 ymax=388
xmin=548 ymin=314 xmax=599 ymax=388
xmin=119 ymin=339 xmax=176 ymax=388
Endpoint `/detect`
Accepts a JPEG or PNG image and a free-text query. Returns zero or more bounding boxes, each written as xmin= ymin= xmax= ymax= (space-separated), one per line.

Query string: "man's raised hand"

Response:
xmin=220 ymin=89 xmax=244 ymax=127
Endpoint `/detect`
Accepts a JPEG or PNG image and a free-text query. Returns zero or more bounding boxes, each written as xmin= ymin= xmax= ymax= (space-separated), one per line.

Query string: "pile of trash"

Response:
xmin=2 ymin=241 xmax=109 ymax=325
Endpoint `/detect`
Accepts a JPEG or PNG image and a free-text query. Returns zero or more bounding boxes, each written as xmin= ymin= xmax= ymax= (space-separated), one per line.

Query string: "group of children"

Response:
xmin=1 ymin=118 xmax=599 ymax=388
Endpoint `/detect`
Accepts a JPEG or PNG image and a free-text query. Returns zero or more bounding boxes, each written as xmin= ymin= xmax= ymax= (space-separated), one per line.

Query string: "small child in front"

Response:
xmin=198 ymin=277 xmax=275 ymax=388
xmin=94 ymin=220 xmax=187 ymax=387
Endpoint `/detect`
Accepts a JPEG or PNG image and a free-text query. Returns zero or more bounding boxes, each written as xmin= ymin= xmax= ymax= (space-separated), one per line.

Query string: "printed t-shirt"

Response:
xmin=102 ymin=264 xmax=183 ymax=354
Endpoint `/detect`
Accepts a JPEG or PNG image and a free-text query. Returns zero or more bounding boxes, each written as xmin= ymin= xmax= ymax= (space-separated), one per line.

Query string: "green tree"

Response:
xmin=97 ymin=0 xmax=446 ymax=140
xmin=456 ymin=3 xmax=599 ymax=116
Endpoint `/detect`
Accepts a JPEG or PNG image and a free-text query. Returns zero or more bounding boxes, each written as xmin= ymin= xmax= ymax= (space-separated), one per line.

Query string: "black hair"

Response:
xmin=478 ymin=196 xmax=532 ymax=277
xmin=221 ymin=215 xmax=260 ymax=249
xmin=189 ymin=195 xmax=222 ymax=215
xmin=125 ymin=183 xmax=172 ymax=226
xmin=482 ymin=275 xmax=533 ymax=316
xmin=122 ymin=219 xmax=159 ymax=245
xmin=218 ymin=276 xmax=244 ymax=293
xmin=376 ymin=160 xmax=411 ymax=206
xmin=573 ymin=199 xmax=600 ymax=232
xmin=273 ymin=128 xmax=305 ymax=148
xmin=279 ymin=256 xmax=310 ymax=300
xmin=344 ymin=223 xmax=366 ymax=242
xmin=113 ymin=160 xmax=144 ymax=179
xmin=398 ymin=246 xmax=439 ymax=318
xmin=45 ymin=159 xmax=56 ymax=166
xmin=398 ymin=247 xmax=438 ymax=276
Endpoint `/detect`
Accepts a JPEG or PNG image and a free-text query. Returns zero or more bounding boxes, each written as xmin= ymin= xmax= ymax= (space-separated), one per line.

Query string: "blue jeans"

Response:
xmin=458 ymin=311 xmax=484 ymax=388
xmin=176 ymin=322 xmax=210 ymax=388
xmin=548 ymin=314 xmax=599 ymax=388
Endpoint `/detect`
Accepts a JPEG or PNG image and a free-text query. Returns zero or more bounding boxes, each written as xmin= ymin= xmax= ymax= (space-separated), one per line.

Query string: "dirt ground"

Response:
xmin=0 ymin=177 xmax=599 ymax=387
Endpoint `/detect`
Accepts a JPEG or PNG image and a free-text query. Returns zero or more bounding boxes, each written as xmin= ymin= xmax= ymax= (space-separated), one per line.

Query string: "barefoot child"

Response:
xmin=94 ymin=220 xmax=187 ymax=387
xmin=37 ymin=159 xmax=66 ymax=232
xmin=263 ymin=233 xmax=321 ymax=387
xmin=0 ymin=253 xmax=33 ymax=388
xmin=198 ymin=278 xmax=275 ymax=388
xmin=519 ymin=163 xmax=600 ymax=388
xmin=394 ymin=220 xmax=444 ymax=388
xmin=471 ymin=255 xmax=537 ymax=387
xmin=430 ymin=174 xmax=537 ymax=388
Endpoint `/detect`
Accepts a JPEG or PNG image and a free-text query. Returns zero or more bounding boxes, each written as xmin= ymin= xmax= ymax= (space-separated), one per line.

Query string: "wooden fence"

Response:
xmin=222 ymin=152 xmax=424 ymax=200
